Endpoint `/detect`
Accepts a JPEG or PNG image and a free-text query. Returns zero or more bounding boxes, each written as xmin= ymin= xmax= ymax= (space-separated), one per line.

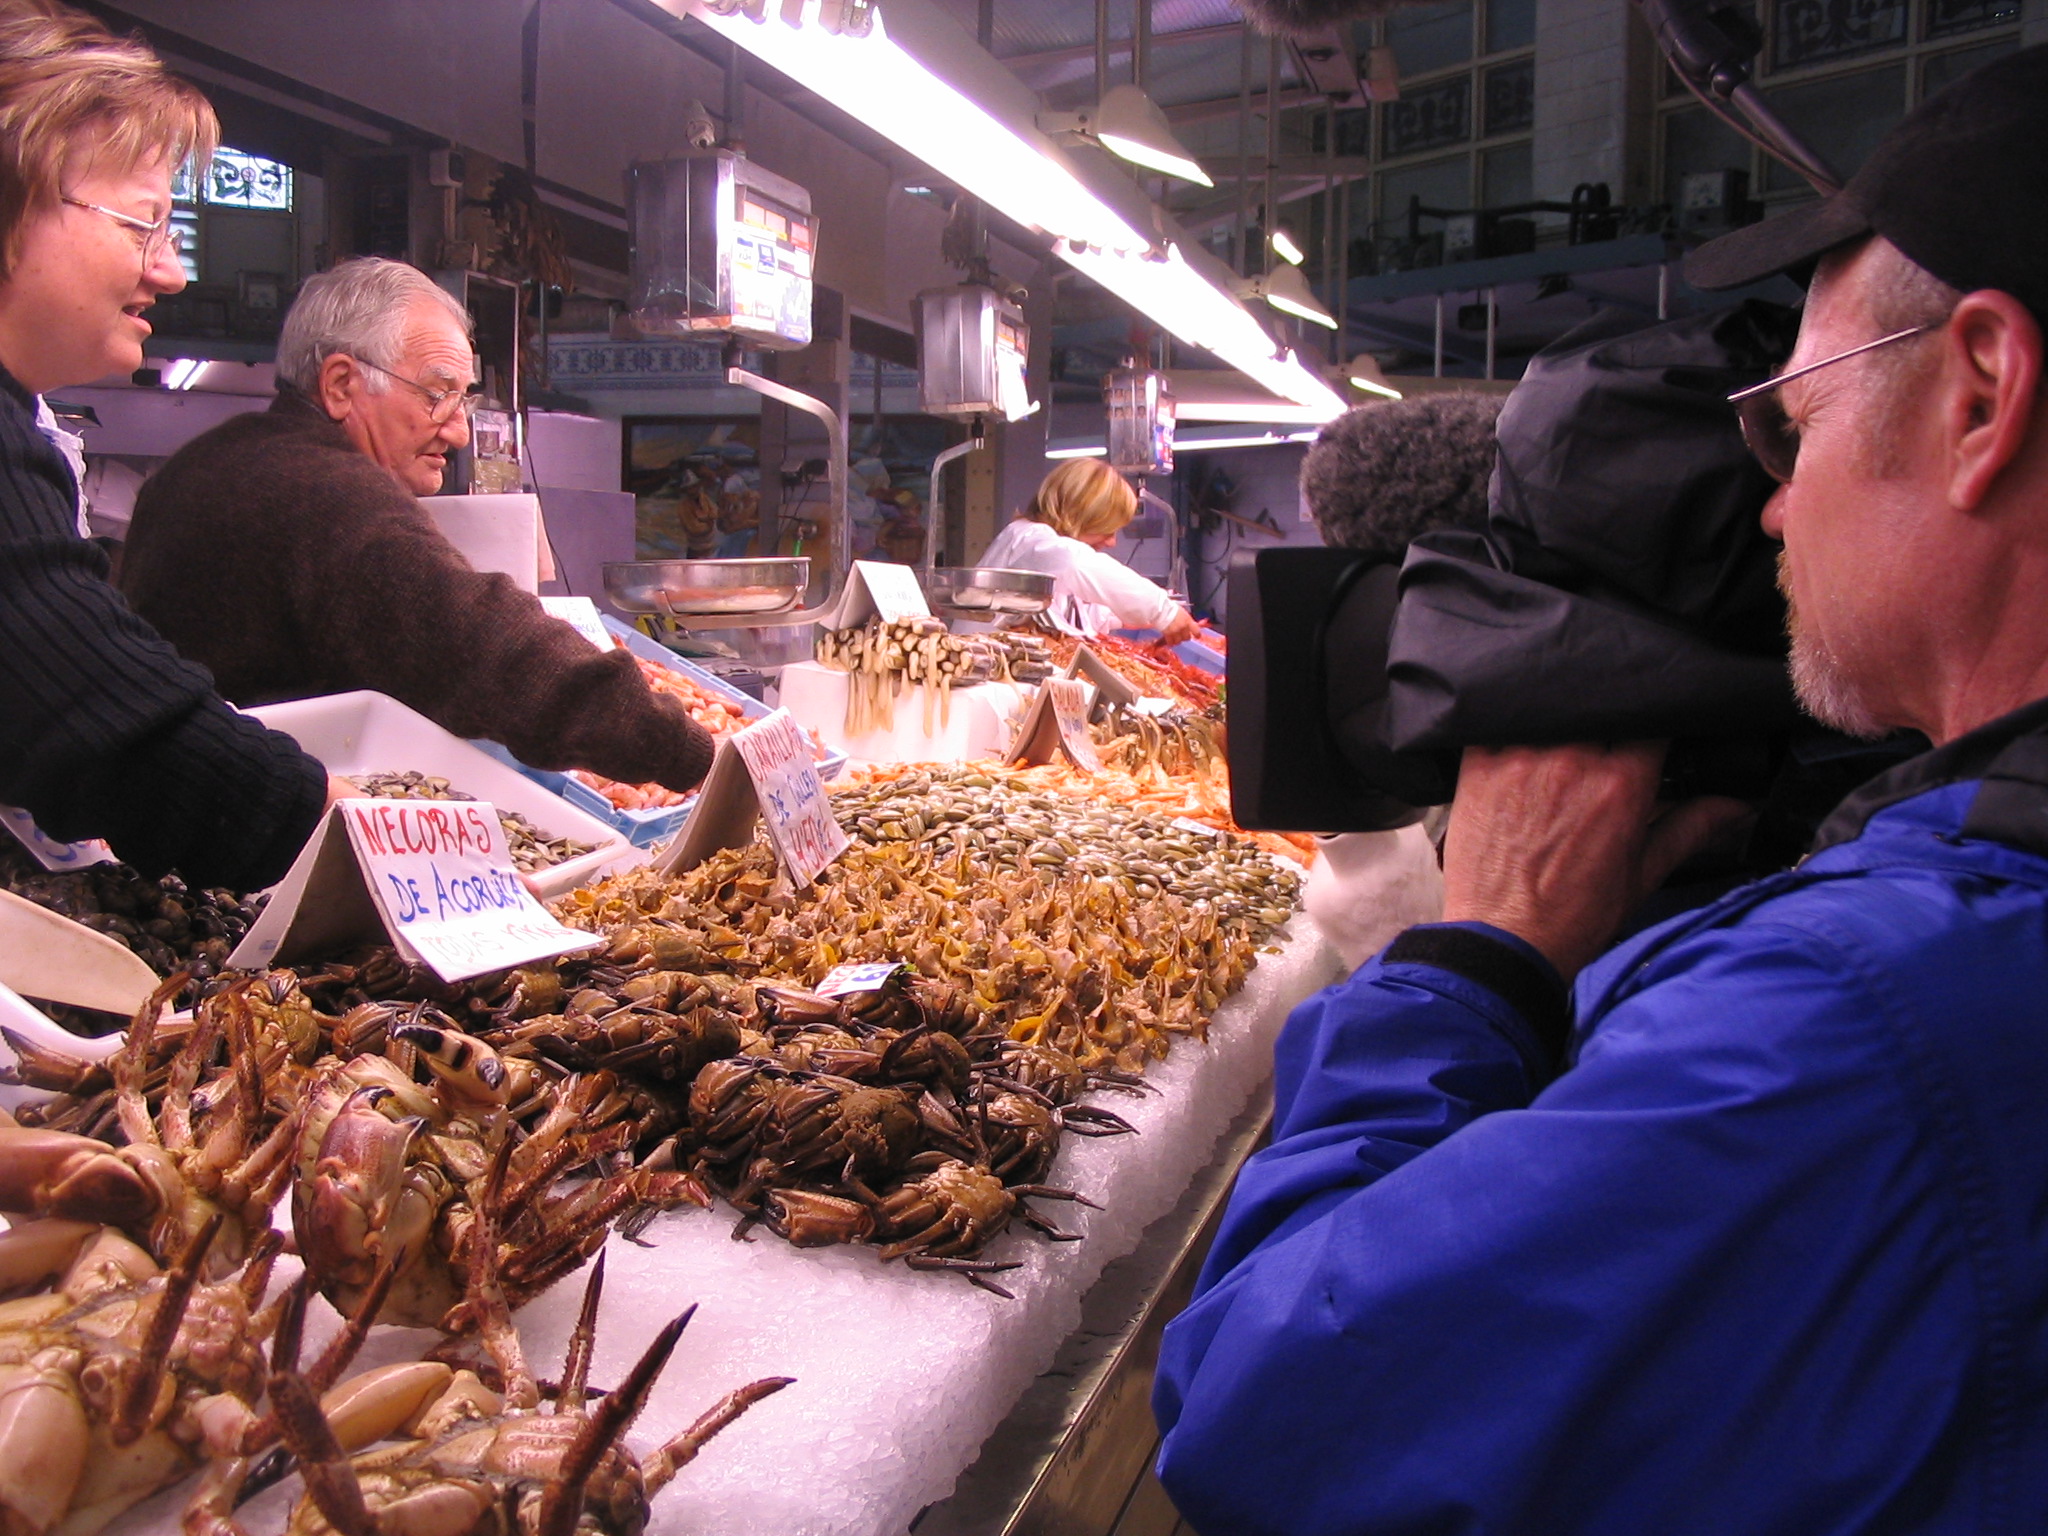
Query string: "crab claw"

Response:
xmin=292 ymin=1089 xmax=426 ymax=1294
xmin=390 ymin=1020 xmax=507 ymax=1106
xmin=0 ymin=1126 xmax=159 ymax=1232
xmin=760 ymin=1189 xmax=874 ymax=1248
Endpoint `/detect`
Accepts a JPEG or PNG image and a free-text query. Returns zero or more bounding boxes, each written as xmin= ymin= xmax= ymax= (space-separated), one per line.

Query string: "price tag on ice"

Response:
xmin=1046 ymin=676 xmax=1101 ymax=772
xmin=540 ymin=596 xmax=615 ymax=653
xmin=660 ymin=708 xmax=847 ymax=886
xmin=816 ymin=961 xmax=908 ymax=997
xmin=0 ymin=804 xmax=115 ymax=871
xmin=230 ymin=799 xmax=600 ymax=982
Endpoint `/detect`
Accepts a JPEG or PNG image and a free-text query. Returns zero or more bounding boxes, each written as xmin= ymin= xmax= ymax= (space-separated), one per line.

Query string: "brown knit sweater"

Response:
xmin=119 ymin=386 xmax=713 ymax=793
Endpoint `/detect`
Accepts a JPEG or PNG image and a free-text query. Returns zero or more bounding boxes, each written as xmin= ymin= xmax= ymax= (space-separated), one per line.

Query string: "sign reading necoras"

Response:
xmin=339 ymin=798 xmax=600 ymax=982
xmin=729 ymin=709 xmax=849 ymax=887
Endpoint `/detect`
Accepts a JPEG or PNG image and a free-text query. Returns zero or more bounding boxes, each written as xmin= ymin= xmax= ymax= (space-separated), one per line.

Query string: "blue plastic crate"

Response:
xmin=474 ymin=617 xmax=845 ymax=849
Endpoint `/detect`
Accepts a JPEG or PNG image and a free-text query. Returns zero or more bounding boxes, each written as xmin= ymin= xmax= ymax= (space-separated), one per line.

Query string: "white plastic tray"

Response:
xmin=245 ymin=692 xmax=640 ymax=899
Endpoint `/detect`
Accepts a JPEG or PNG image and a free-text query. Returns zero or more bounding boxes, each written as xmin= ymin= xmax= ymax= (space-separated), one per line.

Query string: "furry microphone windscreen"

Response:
xmin=1300 ymin=393 xmax=1504 ymax=560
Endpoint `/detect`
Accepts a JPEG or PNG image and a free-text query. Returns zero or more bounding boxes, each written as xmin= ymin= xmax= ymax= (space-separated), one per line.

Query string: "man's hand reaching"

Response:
xmin=1440 ymin=742 xmax=1753 ymax=982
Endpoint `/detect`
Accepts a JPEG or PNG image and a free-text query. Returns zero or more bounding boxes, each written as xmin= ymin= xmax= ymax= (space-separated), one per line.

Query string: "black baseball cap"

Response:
xmin=1686 ymin=43 xmax=2048 ymax=318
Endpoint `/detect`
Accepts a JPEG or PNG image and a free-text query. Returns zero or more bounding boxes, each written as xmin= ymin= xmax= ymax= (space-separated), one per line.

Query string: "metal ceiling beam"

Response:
xmin=1163 ymin=85 xmax=1319 ymax=127
xmin=999 ymin=21 xmax=1242 ymax=70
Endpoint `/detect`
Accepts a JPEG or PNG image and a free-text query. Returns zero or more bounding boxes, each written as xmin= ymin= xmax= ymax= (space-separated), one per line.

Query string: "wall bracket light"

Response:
xmin=1038 ymin=85 xmax=1213 ymax=187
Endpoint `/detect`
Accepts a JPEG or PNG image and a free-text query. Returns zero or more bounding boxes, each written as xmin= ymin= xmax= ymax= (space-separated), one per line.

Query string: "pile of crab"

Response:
xmin=0 ymin=971 xmax=788 ymax=1536
xmin=463 ymin=940 xmax=1144 ymax=1296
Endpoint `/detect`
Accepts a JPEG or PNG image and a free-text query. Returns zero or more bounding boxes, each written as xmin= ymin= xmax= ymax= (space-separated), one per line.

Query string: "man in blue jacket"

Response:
xmin=1155 ymin=46 xmax=2048 ymax=1535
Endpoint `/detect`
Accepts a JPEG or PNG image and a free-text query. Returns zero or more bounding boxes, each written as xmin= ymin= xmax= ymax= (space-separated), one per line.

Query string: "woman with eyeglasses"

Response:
xmin=0 ymin=0 xmax=339 ymax=893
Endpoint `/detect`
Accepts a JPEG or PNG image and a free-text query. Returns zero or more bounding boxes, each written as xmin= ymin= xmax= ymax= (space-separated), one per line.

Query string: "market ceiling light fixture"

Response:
xmin=1342 ymin=354 xmax=1404 ymax=400
xmin=1062 ymin=242 xmax=1346 ymax=418
xmin=1235 ymin=263 xmax=1339 ymax=329
xmin=1038 ymin=85 xmax=1215 ymax=187
xmin=667 ymin=0 xmax=1341 ymax=416
xmin=1269 ymin=223 xmax=1306 ymax=265
xmin=668 ymin=0 xmax=1149 ymax=254
xmin=160 ymin=358 xmax=205 ymax=390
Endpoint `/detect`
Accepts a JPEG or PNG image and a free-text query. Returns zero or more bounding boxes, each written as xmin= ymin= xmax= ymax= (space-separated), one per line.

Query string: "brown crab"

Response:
xmin=0 ymin=975 xmax=311 ymax=1275
xmin=251 ymin=1250 xmax=792 ymax=1536
xmin=0 ymin=1214 xmax=289 ymax=1536
xmin=291 ymin=1020 xmax=704 ymax=1348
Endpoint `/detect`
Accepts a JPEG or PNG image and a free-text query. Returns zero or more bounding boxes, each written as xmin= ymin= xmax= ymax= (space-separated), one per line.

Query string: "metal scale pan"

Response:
xmin=922 ymin=566 xmax=1055 ymax=618
xmin=601 ymin=556 xmax=811 ymax=618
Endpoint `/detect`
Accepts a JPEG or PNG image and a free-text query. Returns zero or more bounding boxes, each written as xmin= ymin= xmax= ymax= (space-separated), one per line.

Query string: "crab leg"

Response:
xmin=114 ymin=1210 xmax=222 ymax=1444
xmin=536 ymin=1306 xmax=695 ymax=1536
xmin=114 ymin=972 xmax=189 ymax=1147
xmin=554 ymin=1251 xmax=606 ymax=1413
xmin=265 ymin=1372 xmax=377 ymax=1536
xmin=460 ymin=1136 xmax=536 ymax=1410
xmin=641 ymin=1375 xmax=795 ymax=1495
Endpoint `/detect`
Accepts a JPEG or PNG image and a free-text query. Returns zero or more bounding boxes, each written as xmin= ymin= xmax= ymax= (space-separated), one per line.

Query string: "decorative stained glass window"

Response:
xmin=1926 ymin=0 xmax=2019 ymax=38
xmin=1484 ymin=0 xmax=1535 ymax=55
xmin=1386 ymin=1 xmax=1472 ymax=78
xmin=1772 ymin=0 xmax=1906 ymax=70
xmin=1383 ymin=76 xmax=1471 ymax=158
xmin=204 ymin=148 xmax=293 ymax=211
xmin=1330 ymin=107 xmax=1372 ymax=156
xmin=1484 ymin=58 xmax=1534 ymax=135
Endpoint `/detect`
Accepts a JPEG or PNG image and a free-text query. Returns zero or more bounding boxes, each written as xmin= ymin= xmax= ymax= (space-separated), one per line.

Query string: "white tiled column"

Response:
xmin=1531 ymin=0 xmax=1637 ymax=205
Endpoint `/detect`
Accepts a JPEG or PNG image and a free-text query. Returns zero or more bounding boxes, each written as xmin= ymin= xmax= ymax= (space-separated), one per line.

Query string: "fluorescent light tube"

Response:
xmin=1269 ymin=226 xmax=1305 ymax=265
xmin=670 ymin=1 xmax=1147 ymax=253
xmin=1064 ymin=242 xmax=1345 ymax=418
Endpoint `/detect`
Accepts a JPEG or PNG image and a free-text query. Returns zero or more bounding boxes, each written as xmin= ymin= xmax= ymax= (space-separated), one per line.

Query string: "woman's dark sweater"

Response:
xmin=119 ymin=385 xmax=713 ymax=793
xmin=0 ymin=365 xmax=325 ymax=889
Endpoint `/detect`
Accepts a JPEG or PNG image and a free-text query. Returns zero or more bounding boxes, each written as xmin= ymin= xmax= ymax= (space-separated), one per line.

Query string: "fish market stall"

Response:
xmin=5 ymin=723 xmax=1341 ymax=1536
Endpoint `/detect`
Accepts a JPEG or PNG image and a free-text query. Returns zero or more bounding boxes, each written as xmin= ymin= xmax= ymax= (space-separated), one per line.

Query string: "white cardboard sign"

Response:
xmin=539 ymin=595 xmax=614 ymax=653
xmin=658 ymin=708 xmax=848 ymax=886
xmin=819 ymin=559 xmax=933 ymax=630
xmin=1005 ymin=676 xmax=1101 ymax=771
xmin=230 ymin=799 xmax=599 ymax=982
xmin=0 ymin=805 xmax=116 ymax=872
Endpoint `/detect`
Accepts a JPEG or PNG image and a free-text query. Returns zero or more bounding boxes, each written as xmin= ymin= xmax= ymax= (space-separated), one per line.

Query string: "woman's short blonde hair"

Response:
xmin=0 ymin=0 xmax=217 ymax=277
xmin=1025 ymin=458 xmax=1137 ymax=545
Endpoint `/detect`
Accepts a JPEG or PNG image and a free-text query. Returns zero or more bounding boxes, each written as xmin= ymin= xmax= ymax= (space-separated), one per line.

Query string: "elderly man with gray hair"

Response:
xmin=120 ymin=257 xmax=714 ymax=796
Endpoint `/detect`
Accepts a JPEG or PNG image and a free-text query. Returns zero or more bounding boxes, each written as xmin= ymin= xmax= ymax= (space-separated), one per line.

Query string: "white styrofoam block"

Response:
xmin=99 ymin=923 xmax=1344 ymax=1536
xmin=777 ymin=660 xmax=1030 ymax=766
xmin=245 ymin=691 xmax=634 ymax=899
xmin=421 ymin=493 xmax=545 ymax=593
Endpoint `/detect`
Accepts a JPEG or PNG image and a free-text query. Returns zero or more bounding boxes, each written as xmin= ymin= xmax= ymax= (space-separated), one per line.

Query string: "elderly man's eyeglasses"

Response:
xmin=61 ymin=196 xmax=184 ymax=265
xmin=349 ymin=356 xmax=482 ymax=424
xmin=1726 ymin=323 xmax=1940 ymax=484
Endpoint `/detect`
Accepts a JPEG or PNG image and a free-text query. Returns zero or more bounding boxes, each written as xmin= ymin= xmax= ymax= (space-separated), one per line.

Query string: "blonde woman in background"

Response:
xmin=977 ymin=457 xmax=1199 ymax=643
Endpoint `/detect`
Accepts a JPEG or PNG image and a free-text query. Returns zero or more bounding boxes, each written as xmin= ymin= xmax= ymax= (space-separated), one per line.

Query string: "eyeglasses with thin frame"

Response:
xmin=60 ymin=195 xmax=185 ymax=266
xmin=347 ymin=355 xmax=483 ymax=424
xmin=1726 ymin=323 xmax=1941 ymax=484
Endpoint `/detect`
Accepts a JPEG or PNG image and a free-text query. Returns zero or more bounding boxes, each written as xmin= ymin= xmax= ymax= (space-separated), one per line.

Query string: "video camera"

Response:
xmin=1229 ymin=301 xmax=1823 ymax=835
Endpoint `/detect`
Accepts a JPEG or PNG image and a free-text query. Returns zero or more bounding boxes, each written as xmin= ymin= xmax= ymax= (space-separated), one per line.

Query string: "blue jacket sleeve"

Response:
xmin=1153 ymin=915 xmax=1973 ymax=1536
xmin=1191 ymin=921 xmax=1565 ymax=1287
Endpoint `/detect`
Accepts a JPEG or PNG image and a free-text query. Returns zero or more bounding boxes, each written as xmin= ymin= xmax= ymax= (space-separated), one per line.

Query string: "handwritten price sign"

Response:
xmin=338 ymin=798 xmax=599 ymax=981
xmin=729 ymin=709 xmax=849 ymax=886
xmin=1046 ymin=677 xmax=1101 ymax=772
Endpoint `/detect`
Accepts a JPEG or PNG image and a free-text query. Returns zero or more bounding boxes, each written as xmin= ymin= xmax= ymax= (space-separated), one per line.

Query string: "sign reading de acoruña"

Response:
xmin=337 ymin=798 xmax=599 ymax=983
xmin=346 ymin=801 xmax=520 ymax=922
